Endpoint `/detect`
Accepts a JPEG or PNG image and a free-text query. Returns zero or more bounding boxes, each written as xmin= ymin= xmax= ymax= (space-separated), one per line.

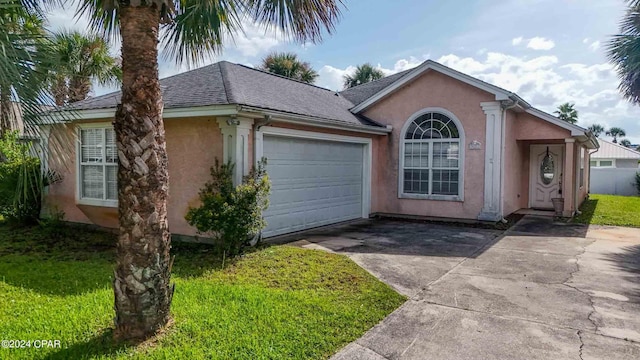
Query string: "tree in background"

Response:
xmin=588 ymin=124 xmax=605 ymax=137
xmin=620 ymin=139 xmax=633 ymax=147
xmin=554 ymin=102 xmax=578 ymax=124
xmin=606 ymin=127 xmax=627 ymax=143
xmin=259 ymin=52 xmax=318 ymax=84
xmin=343 ymin=63 xmax=384 ymax=88
xmin=0 ymin=0 xmax=45 ymax=136
xmin=44 ymin=31 xmax=121 ymax=106
xmin=608 ymin=0 xmax=640 ymax=104
xmin=78 ymin=0 xmax=342 ymax=341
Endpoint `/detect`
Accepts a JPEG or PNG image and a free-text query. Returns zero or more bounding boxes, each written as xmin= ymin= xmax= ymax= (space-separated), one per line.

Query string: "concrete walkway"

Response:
xmin=289 ymin=217 xmax=640 ymax=359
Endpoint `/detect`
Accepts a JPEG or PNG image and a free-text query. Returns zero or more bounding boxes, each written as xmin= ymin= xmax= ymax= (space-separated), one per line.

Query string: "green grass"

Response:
xmin=573 ymin=194 xmax=640 ymax=228
xmin=0 ymin=223 xmax=405 ymax=360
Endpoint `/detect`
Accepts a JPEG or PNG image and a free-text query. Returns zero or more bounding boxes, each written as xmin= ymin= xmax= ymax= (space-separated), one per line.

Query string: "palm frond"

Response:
xmin=244 ymin=0 xmax=343 ymax=44
xmin=161 ymin=0 xmax=243 ymax=66
xmin=607 ymin=3 xmax=640 ymax=104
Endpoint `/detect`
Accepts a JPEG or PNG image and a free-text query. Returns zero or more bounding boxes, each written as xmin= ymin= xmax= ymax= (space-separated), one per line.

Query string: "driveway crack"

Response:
xmin=562 ymin=241 xmax=600 ymax=334
xmin=577 ymin=330 xmax=585 ymax=360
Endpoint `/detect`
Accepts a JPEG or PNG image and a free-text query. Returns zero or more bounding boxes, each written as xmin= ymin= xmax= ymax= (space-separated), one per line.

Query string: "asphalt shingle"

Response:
xmin=338 ymin=70 xmax=412 ymax=106
xmin=68 ymin=61 xmax=380 ymax=128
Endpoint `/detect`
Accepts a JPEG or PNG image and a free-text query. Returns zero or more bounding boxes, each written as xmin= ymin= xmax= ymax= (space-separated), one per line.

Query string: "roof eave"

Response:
xmin=239 ymin=106 xmax=392 ymax=135
xmin=41 ymin=104 xmax=240 ymax=123
xmin=350 ymin=60 xmax=519 ymax=114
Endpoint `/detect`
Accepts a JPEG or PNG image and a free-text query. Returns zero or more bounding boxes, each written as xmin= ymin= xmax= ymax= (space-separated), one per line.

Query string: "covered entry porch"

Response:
xmin=519 ymin=139 xmax=585 ymax=217
xmin=502 ymin=110 xmax=597 ymax=218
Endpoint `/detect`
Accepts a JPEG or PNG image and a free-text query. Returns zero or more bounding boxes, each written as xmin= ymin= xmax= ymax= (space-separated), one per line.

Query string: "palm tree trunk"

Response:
xmin=112 ymin=4 xmax=173 ymax=341
xmin=68 ymin=76 xmax=91 ymax=103
xmin=52 ymin=76 xmax=68 ymax=107
xmin=0 ymin=84 xmax=14 ymax=138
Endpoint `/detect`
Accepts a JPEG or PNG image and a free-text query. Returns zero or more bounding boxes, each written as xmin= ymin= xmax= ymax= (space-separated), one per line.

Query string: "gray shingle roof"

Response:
xmin=69 ymin=61 xmax=378 ymax=128
xmin=338 ymin=69 xmax=412 ymax=106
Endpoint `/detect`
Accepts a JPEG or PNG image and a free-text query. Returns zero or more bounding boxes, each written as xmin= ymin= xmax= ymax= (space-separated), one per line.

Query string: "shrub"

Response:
xmin=0 ymin=131 xmax=52 ymax=225
xmin=38 ymin=207 xmax=69 ymax=242
xmin=635 ymin=171 xmax=640 ymax=195
xmin=185 ymin=158 xmax=271 ymax=257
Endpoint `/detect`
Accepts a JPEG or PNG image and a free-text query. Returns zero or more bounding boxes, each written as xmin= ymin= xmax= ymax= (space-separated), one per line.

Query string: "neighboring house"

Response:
xmin=590 ymin=139 xmax=640 ymax=196
xmin=42 ymin=60 xmax=598 ymax=238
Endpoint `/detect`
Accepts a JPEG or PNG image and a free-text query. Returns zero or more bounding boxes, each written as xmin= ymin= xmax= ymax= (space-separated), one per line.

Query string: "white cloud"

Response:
xmin=588 ymin=40 xmax=601 ymax=51
xmin=526 ymin=37 xmax=555 ymax=51
xmin=226 ymin=21 xmax=282 ymax=58
xmin=317 ymin=56 xmax=427 ymax=90
xmin=317 ymin=65 xmax=357 ymax=91
xmin=435 ymin=52 xmax=640 ymax=142
xmin=512 ymin=37 xmax=524 ymax=46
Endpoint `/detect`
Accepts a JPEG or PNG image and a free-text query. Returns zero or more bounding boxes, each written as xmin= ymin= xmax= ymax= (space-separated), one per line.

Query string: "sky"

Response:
xmin=46 ymin=0 xmax=640 ymax=144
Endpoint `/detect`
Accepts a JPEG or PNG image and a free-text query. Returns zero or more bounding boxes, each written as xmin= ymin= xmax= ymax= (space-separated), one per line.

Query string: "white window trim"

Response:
xmin=76 ymin=122 xmax=118 ymax=208
xmin=591 ymin=159 xmax=616 ymax=168
xmin=256 ymin=126 xmax=373 ymax=219
xmin=398 ymin=107 xmax=465 ymax=202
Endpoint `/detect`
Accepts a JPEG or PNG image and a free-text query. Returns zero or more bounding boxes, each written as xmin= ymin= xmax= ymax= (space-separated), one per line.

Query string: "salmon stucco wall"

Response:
xmin=362 ymin=70 xmax=494 ymax=220
xmin=45 ymin=120 xmax=119 ymax=228
xmin=503 ymin=110 xmax=528 ymax=215
xmin=45 ymin=117 xmax=223 ymax=236
xmin=516 ymin=112 xmax=571 ymax=140
xmin=577 ymin=145 xmax=589 ymax=208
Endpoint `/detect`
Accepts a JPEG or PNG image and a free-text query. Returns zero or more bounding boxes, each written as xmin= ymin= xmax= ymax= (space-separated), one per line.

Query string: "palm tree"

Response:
xmin=44 ymin=31 xmax=121 ymax=106
xmin=343 ymin=63 xmax=384 ymax=88
xmin=606 ymin=127 xmax=627 ymax=143
xmin=554 ymin=102 xmax=578 ymax=124
xmin=607 ymin=1 xmax=640 ymax=104
xmin=0 ymin=0 xmax=46 ymax=136
xmin=588 ymin=124 xmax=605 ymax=137
xmin=620 ymin=139 xmax=633 ymax=147
xmin=259 ymin=52 xmax=318 ymax=84
xmin=77 ymin=0 xmax=343 ymax=341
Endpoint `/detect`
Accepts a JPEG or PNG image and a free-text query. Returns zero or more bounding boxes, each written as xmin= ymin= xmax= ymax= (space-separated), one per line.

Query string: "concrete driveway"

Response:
xmin=287 ymin=216 xmax=640 ymax=360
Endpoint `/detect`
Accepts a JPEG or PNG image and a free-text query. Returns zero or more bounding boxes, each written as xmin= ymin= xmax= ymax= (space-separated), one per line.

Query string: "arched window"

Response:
xmin=400 ymin=110 xmax=463 ymax=199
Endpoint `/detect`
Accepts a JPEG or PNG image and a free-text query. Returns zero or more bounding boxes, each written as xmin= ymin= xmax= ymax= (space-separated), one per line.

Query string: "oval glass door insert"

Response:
xmin=541 ymin=153 xmax=555 ymax=185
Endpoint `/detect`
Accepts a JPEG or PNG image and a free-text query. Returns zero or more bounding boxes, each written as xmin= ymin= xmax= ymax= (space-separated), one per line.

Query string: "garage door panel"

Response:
xmin=262 ymin=135 xmax=365 ymax=237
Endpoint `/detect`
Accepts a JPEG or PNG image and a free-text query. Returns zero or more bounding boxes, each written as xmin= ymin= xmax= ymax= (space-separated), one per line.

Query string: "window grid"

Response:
xmin=79 ymin=127 xmax=117 ymax=201
xmin=403 ymin=133 xmax=460 ymax=195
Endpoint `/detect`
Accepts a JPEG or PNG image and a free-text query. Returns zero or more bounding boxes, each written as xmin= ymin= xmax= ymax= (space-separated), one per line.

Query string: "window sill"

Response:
xmin=399 ymin=193 xmax=463 ymax=202
xmin=77 ymin=198 xmax=118 ymax=208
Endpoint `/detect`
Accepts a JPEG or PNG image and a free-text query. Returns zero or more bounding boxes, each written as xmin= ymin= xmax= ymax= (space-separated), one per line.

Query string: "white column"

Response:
xmin=563 ymin=138 xmax=575 ymax=217
xmin=478 ymin=102 xmax=504 ymax=221
xmin=217 ymin=117 xmax=254 ymax=185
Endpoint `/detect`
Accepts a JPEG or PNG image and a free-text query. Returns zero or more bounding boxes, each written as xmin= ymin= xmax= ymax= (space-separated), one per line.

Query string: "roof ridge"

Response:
xmin=219 ymin=62 xmax=241 ymax=104
xmin=231 ymin=62 xmax=340 ymax=93
xmin=340 ymin=68 xmax=412 ymax=93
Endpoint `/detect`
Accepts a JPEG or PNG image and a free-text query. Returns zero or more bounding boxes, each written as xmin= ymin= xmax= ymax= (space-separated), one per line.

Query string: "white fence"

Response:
xmin=590 ymin=167 xmax=639 ymax=196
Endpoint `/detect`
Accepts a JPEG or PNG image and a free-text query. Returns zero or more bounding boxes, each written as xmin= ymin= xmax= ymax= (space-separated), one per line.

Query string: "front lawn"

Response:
xmin=573 ymin=194 xmax=640 ymax=228
xmin=0 ymin=223 xmax=405 ymax=360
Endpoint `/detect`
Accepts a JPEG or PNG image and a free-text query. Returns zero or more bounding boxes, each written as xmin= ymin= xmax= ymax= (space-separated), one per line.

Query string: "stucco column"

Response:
xmin=217 ymin=116 xmax=254 ymax=185
xmin=563 ymin=138 xmax=575 ymax=217
xmin=478 ymin=101 xmax=504 ymax=221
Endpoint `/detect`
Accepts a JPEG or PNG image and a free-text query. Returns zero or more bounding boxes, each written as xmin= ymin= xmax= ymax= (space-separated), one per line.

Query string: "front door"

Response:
xmin=529 ymin=144 xmax=564 ymax=209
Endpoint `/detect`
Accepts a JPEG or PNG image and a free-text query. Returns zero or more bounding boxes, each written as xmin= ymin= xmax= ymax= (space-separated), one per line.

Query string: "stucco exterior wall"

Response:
xmin=361 ymin=70 xmax=494 ymax=220
xmin=45 ymin=117 xmax=223 ymax=236
xmin=45 ymin=120 xmax=119 ymax=229
xmin=515 ymin=112 xmax=571 ymax=140
xmin=503 ymin=110 xmax=528 ymax=215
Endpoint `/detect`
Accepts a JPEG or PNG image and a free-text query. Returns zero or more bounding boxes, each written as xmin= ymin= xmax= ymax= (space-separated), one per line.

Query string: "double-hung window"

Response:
xmin=78 ymin=126 xmax=118 ymax=205
xmin=401 ymin=111 xmax=462 ymax=199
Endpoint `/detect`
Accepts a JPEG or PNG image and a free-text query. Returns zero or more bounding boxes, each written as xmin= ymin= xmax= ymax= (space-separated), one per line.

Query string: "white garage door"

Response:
xmin=262 ymin=135 xmax=365 ymax=237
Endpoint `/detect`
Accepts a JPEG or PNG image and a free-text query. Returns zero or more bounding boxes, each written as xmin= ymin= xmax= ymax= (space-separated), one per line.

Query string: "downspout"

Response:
xmin=499 ymin=100 xmax=518 ymax=223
